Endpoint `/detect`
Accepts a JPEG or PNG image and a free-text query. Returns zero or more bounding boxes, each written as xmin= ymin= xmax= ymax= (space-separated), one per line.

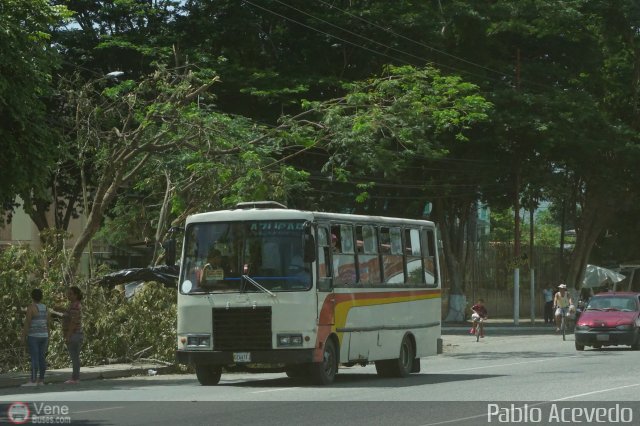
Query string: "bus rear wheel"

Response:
xmin=377 ymin=335 xmax=414 ymax=378
xmin=195 ymin=365 xmax=222 ymax=385
xmin=309 ymin=338 xmax=337 ymax=385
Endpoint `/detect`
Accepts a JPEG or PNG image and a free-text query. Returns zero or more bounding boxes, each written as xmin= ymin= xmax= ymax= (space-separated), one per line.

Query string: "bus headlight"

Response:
xmin=186 ymin=334 xmax=212 ymax=349
xmin=277 ymin=334 xmax=303 ymax=347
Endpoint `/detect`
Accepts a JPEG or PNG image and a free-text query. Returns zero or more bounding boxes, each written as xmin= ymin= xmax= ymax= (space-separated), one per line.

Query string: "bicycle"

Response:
xmin=473 ymin=317 xmax=486 ymax=342
xmin=556 ymin=306 xmax=575 ymax=341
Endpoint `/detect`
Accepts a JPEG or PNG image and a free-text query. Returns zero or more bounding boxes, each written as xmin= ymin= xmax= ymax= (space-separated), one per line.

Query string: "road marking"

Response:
xmin=438 ymin=355 xmax=579 ymax=373
xmin=553 ymin=383 xmax=640 ymax=401
xmin=420 ymin=384 xmax=640 ymax=426
xmin=420 ymin=412 xmax=487 ymax=425
xmin=74 ymin=406 xmax=124 ymax=414
xmin=251 ymin=387 xmax=301 ymax=394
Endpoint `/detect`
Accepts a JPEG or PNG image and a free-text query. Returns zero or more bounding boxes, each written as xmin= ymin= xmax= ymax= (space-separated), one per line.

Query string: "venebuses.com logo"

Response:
xmin=5 ymin=402 xmax=72 ymax=424
xmin=7 ymin=402 xmax=30 ymax=424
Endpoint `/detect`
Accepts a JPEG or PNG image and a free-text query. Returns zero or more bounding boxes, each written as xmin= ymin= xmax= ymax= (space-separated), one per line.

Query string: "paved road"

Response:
xmin=2 ymin=333 xmax=639 ymax=425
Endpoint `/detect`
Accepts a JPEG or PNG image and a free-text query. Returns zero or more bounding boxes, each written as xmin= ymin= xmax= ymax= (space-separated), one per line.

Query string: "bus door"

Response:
xmin=316 ymin=225 xmax=335 ymax=326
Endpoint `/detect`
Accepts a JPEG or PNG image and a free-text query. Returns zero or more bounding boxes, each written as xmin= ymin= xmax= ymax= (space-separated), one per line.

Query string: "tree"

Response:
xmin=61 ymin=66 xmax=223 ymax=275
xmin=283 ymin=65 xmax=492 ymax=320
xmin=0 ymin=0 xmax=70 ymax=210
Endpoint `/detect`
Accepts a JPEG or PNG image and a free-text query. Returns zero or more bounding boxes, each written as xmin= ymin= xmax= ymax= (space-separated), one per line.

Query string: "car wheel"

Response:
xmin=575 ymin=342 xmax=585 ymax=351
xmin=631 ymin=330 xmax=640 ymax=350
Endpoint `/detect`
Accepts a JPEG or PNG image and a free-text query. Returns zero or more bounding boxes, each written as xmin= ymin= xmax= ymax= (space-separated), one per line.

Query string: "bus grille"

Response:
xmin=212 ymin=307 xmax=272 ymax=350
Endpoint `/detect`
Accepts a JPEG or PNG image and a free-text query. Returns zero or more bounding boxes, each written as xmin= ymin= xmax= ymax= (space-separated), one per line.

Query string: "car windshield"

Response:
xmin=586 ymin=296 xmax=638 ymax=312
xmin=180 ymin=220 xmax=311 ymax=294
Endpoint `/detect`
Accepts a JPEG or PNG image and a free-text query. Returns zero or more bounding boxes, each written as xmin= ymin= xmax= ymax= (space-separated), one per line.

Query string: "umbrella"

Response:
xmin=581 ymin=264 xmax=626 ymax=289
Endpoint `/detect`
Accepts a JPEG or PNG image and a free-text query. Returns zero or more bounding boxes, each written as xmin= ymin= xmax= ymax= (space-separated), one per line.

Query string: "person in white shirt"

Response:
xmin=553 ymin=284 xmax=573 ymax=332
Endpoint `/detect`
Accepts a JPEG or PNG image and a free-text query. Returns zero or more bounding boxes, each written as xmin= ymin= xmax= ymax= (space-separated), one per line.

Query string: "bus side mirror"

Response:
xmin=162 ymin=238 xmax=176 ymax=267
xmin=303 ymin=234 xmax=316 ymax=263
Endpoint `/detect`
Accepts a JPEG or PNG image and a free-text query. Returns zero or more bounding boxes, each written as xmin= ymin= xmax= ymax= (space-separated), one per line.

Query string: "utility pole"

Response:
xmin=513 ymin=48 xmax=522 ymax=326
xmin=514 ymin=173 xmax=521 ymax=325
xmin=530 ymin=205 xmax=535 ymax=324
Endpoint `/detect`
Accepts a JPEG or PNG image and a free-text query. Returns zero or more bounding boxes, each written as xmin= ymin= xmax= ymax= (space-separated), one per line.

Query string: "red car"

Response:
xmin=574 ymin=292 xmax=640 ymax=351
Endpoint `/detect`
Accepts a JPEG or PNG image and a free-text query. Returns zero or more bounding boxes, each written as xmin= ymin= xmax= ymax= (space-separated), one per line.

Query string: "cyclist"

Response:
xmin=553 ymin=284 xmax=573 ymax=332
xmin=469 ymin=298 xmax=488 ymax=338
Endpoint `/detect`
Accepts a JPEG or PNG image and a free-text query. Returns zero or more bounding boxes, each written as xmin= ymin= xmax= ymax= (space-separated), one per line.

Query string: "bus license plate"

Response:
xmin=233 ymin=352 xmax=251 ymax=363
xmin=596 ymin=334 xmax=609 ymax=342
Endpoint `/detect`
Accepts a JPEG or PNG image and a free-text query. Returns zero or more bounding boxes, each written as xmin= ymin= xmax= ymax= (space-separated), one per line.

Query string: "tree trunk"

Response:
xmin=565 ymin=188 xmax=615 ymax=290
xmin=67 ymin=168 xmax=123 ymax=278
xmin=433 ymin=200 xmax=473 ymax=322
xmin=152 ymin=171 xmax=172 ymax=266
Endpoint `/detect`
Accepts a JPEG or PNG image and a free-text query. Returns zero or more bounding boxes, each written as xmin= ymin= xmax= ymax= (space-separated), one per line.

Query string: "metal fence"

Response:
xmin=442 ymin=243 xmax=565 ymax=319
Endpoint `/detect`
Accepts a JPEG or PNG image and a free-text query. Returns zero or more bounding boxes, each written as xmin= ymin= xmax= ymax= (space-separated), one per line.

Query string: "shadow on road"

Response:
xmin=444 ymin=349 xmax=622 ymax=361
xmin=218 ymin=371 xmax=505 ymax=389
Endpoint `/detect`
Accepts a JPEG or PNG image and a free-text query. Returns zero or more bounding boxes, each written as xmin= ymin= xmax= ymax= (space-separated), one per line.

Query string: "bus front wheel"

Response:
xmin=309 ymin=338 xmax=337 ymax=385
xmin=195 ymin=364 xmax=222 ymax=385
xmin=285 ymin=365 xmax=309 ymax=379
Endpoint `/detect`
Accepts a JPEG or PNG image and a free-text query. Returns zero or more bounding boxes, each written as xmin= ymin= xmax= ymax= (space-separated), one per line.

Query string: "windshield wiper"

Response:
xmin=242 ymin=275 xmax=276 ymax=297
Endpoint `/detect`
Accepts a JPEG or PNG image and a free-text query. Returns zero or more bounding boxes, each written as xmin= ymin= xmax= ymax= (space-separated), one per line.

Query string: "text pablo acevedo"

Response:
xmin=487 ymin=403 xmax=633 ymax=423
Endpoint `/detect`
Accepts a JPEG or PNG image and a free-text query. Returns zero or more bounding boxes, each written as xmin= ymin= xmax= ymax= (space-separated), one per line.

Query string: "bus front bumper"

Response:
xmin=176 ymin=349 xmax=315 ymax=366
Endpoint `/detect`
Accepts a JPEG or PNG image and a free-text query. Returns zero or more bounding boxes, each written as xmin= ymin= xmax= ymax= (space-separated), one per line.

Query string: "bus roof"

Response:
xmin=186 ymin=205 xmax=435 ymax=228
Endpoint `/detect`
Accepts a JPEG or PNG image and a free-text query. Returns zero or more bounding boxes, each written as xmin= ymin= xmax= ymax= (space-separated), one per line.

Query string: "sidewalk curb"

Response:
xmin=0 ymin=364 xmax=172 ymax=389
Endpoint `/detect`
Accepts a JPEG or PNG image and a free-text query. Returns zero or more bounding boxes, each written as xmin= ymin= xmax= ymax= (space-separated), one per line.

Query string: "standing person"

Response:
xmin=62 ymin=286 xmax=83 ymax=384
xmin=469 ymin=298 xmax=488 ymax=337
xmin=21 ymin=288 xmax=50 ymax=386
xmin=543 ymin=286 xmax=554 ymax=324
xmin=553 ymin=284 xmax=573 ymax=332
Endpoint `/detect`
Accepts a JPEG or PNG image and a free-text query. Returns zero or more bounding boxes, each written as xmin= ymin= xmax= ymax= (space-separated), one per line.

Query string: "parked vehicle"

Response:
xmin=574 ymin=292 xmax=640 ymax=351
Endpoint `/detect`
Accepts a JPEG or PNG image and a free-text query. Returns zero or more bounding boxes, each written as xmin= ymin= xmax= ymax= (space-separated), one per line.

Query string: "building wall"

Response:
xmin=0 ymin=197 xmax=90 ymax=274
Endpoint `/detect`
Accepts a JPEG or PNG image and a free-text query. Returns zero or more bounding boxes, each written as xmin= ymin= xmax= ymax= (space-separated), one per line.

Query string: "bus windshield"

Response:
xmin=180 ymin=220 xmax=312 ymax=294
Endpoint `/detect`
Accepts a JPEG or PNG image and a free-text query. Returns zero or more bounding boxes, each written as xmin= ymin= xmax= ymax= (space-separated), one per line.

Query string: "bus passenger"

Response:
xmin=331 ymin=233 xmax=340 ymax=253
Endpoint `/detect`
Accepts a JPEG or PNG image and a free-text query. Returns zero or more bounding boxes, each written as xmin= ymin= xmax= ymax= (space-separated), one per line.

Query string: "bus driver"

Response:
xmin=201 ymin=249 xmax=226 ymax=287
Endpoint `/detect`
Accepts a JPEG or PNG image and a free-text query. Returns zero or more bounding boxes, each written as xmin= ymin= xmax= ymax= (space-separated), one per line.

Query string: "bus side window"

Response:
xmin=332 ymin=224 xmax=357 ymax=286
xmin=405 ymin=228 xmax=424 ymax=285
xmin=423 ymin=229 xmax=438 ymax=286
xmin=356 ymin=225 xmax=380 ymax=285
xmin=381 ymin=227 xmax=404 ymax=284
xmin=317 ymin=226 xmax=332 ymax=291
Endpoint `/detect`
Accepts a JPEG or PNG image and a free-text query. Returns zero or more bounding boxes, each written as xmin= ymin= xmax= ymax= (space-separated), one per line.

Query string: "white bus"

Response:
xmin=176 ymin=201 xmax=442 ymax=385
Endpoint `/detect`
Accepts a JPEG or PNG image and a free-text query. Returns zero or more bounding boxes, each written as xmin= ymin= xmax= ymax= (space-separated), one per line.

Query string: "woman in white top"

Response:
xmin=21 ymin=288 xmax=50 ymax=386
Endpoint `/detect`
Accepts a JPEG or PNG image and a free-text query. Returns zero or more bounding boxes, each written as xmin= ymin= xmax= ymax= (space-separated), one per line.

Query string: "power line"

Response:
xmin=244 ymin=0 xmax=415 ymax=67
xmin=243 ymin=0 xmax=516 ymax=88
xmin=313 ymin=0 xmax=511 ymax=80
xmin=312 ymin=0 xmax=557 ymax=92
xmin=307 ymin=174 xmax=510 ymax=190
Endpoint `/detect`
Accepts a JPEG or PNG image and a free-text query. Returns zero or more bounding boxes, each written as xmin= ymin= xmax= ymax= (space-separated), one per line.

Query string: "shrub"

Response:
xmin=0 ymin=242 xmax=176 ymax=373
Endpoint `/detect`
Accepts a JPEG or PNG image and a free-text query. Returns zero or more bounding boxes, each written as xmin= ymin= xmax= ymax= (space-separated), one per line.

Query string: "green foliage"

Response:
xmin=489 ymin=207 xmax=561 ymax=248
xmin=0 ymin=246 xmax=41 ymax=372
xmin=0 ymin=0 xmax=70 ymax=207
xmin=284 ymin=64 xmax=492 ymax=216
xmin=82 ymin=284 xmax=176 ymax=366
xmin=0 ymin=242 xmax=176 ymax=373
